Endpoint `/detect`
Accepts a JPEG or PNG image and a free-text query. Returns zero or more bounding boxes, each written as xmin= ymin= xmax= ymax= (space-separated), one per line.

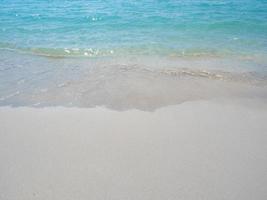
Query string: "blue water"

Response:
xmin=0 ymin=0 xmax=267 ymax=108
xmin=0 ymin=0 xmax=267 ymax=57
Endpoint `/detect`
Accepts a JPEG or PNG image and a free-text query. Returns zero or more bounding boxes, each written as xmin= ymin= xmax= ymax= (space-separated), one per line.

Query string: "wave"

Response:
xmin=0 ymin=42 xmax=266 ymax=60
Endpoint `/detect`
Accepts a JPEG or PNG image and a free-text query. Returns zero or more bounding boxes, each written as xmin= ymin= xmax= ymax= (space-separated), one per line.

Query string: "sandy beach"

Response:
xmin=1 ymin=98 xmax=267 ymax=200
xmin=1 ymin=0 xmax=267 ymax=199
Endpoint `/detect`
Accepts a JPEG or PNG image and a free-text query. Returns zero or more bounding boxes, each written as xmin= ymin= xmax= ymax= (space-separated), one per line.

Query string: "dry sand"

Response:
xmin=1 ymin=98 xmax=267 ymax=199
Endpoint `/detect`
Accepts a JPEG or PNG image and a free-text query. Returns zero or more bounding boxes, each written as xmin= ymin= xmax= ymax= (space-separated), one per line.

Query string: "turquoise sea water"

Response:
xmin=0 ymin=0 xmax=267 ymax=108
xmin=1 ymin=0 xmax=267 ymax=57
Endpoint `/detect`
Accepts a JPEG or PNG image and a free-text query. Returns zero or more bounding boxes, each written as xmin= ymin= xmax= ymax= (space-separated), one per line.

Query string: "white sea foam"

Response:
xmin=0 ymin=91 xmax=20 ymax=101
xmin=64 ymin=49 xmax=70 ymax=54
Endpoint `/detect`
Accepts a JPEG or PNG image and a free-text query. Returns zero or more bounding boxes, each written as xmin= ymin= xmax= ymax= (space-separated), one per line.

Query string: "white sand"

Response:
xmin=1 ymin=99 xmax=267 ymax=200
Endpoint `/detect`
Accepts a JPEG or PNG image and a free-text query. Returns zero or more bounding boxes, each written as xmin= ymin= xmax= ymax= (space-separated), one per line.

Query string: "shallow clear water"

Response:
xmin=0 ymin=0 xmax=267 ymax=109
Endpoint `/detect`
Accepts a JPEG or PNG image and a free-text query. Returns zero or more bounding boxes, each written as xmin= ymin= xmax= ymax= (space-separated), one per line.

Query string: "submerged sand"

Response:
xmin=1 ymin=98 xmax=267 ymax=200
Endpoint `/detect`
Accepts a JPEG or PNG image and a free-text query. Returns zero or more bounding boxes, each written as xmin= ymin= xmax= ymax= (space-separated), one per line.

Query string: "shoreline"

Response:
xmin=1 ymin=49 xmax=266 ymax=110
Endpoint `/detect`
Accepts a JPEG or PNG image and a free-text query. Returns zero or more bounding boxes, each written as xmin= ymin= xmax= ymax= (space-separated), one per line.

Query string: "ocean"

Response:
xmin=0 ymin=0 xmax=267 ymax=109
